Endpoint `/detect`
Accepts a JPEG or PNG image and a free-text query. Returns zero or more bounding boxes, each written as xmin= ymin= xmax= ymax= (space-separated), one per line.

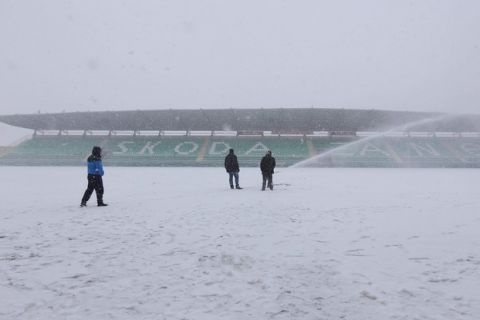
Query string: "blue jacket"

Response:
xmin=87 ymin=155 xmax=104 ymax=176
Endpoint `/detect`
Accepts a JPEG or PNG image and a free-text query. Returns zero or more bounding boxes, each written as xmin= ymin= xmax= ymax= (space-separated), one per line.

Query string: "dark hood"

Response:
xmin=92 ymin=146 xmax=102 ymax=158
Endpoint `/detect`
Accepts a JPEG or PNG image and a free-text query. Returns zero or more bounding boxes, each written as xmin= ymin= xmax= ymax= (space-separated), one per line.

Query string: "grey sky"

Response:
xmin=0 ymin=0 xmax=479 ymax=115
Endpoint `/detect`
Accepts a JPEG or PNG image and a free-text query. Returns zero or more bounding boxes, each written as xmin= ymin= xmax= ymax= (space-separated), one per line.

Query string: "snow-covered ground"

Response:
xmin=1 ymin=167 xmax=479 ymax=320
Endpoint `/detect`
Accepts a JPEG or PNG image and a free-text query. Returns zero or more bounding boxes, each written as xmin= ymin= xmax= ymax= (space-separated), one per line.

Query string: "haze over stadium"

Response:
xmin=1 ymin=0 xmax=479 ymax=116
xmin=1 ymin=1 xmax=480 ymax=320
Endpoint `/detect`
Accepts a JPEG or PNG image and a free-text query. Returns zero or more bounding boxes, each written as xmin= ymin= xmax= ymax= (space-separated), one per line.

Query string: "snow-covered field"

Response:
xmin=1 ymin=166 xmax=479 ymax=320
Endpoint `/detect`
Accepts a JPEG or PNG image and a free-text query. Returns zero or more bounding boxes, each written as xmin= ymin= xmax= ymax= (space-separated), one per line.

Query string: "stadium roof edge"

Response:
xmin=0 ymin=108 xmax=477 ymax=133
xmin=0 ymin=107 xmax=434 ymax=118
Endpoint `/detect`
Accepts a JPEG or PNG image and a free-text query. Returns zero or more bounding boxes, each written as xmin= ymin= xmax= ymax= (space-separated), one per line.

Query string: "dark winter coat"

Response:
xmin=87 ymin=146 xmax=104 ymax=176
xmin=224 ymin=151 xmax=240 ymax=173
xmin=260 ymin=154 xmax=276 ymax=174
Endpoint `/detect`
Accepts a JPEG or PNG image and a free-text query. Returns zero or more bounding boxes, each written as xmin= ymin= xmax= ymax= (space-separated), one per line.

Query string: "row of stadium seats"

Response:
xmin=1 ymin=136 xmax=480 ymax=167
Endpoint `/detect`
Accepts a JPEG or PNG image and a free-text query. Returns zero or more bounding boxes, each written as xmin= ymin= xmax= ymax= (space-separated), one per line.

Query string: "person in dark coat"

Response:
xmin=260 ymin=150 xmax=276 ymax=191
xmin=81 ymin=146 xmax=108 ymax=207
xmin=224 ymin=148 xmax=242 ymax=189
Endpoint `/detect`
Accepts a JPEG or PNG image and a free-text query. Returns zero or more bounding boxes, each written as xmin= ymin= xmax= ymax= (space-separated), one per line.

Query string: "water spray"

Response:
xmin=290 ymin=113 xmax=460 ymax=168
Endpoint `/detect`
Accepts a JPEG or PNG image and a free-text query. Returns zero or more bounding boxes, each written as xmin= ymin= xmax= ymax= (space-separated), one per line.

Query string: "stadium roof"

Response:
xmin=0 ymin=108 xmax=478 ymax=133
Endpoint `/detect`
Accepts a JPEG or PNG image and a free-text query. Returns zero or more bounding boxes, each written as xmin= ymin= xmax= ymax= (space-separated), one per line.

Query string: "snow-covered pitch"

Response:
xmin=1 ymin=167 xmax=479 ymax=320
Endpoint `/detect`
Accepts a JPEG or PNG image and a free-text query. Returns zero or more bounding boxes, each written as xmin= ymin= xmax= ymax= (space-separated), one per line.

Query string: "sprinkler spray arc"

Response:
xmin=290 ymin=113 xmax=460 ymax=168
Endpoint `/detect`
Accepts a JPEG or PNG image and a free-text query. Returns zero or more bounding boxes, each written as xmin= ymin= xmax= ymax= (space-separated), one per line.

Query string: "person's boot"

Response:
xmin=230 ymin=185 xmax=234 ymax=189
xmin=235 ymin=185 xmax=242 ymax=189
xmin=80 ymin=202 xmax=87 ymax=207
xmin=98 ymin=202 xmax=108 ymax=207
xmin=269 ymin=185 xmax=273 ymax=190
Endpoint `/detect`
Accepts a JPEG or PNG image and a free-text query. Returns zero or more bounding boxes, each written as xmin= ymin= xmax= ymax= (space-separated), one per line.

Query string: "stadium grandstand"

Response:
xmin=1 ymin=108 xmax=480 ymax=168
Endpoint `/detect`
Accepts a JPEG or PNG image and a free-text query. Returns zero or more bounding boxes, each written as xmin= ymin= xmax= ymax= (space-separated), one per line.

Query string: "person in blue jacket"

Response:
xmin=81 ymin=146 xmax=107 ymax=207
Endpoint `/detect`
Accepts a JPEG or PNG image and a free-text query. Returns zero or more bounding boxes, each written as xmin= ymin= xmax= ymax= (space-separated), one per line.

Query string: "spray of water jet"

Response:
xmin=290 ymin=113 xmax=458 ymax=168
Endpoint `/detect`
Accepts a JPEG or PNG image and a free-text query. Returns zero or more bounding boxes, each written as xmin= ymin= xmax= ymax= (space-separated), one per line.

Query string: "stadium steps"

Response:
xmin=382 ymin=138 xmax=403 ymax=165
xmin=0 ymin=147 xmax=14 ymax=158
xmin=306 ymin=139 xmax=316 ymax=157
xmin=196 ymin=137 xmax=210 ymax=162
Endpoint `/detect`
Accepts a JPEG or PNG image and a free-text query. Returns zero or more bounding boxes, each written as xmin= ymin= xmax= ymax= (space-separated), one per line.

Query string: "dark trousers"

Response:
xmin=81 ymin=174 xmax=104 ymax=204
xmin=262 ymin=173 xmax=273 ymax=190
xmin=228 ymin=172 xmax=239 ymax=187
